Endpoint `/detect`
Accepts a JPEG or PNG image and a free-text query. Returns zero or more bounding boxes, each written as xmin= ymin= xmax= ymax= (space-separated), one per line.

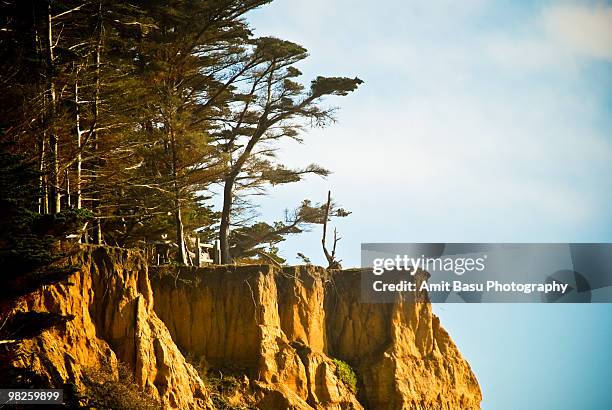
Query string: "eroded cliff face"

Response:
xmin=150 ymin=265 xmax=360 ymax=409
xmin=151 ymin=265 xmax=482 ymax=409
xmin=7 ymin=246 xmax=211 ymax=409
xmin=5 ymin=246 xmax=480 ymax=409
xmin=327 ymin=270 xmax=481 ymax=409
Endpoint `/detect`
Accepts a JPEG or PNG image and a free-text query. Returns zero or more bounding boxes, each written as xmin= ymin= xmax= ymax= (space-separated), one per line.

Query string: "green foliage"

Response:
xmin=228 ymin=197 xmax=351 ymax=262
xmin=261 ymin=163 xmax=330 ymax=186
xmin=310 ymin=76 xmax=364 ymax=97
xmin=0 ymin=144 xmax=77 ymax=387
xmin=253 ymin=37 xmax=307 ymax=65
xmin=0 ymin=0 xmax=361 ymax=265
xmin=230 ymin=221 xmax=291 ymax=259
xmin=206 ymin=371 xmax=245 ymax=410
xmin=0 ymin=145 xmax=86 ymax=301
xmin=332 ymin=358 xmax=358 ymax=394
xmin=296 ymin=252 xmax=312 ymax=264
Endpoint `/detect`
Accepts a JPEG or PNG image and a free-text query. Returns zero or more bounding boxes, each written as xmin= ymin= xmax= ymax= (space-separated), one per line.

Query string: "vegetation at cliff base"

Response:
xmin=82 ymin=363 xmax=163 ymax=410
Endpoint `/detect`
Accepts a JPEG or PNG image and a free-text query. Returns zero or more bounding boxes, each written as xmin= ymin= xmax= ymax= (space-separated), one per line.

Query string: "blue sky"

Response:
xmin=242 ymin=1 xmax=612 ymax=408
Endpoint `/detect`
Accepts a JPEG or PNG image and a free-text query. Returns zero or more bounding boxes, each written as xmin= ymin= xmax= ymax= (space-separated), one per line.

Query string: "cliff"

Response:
xmin=327 ymin=270 xmax=481 ymax=409
xmin=5 ymin=246 xmax=211 ymax=409
xmin=3 ymin=246 xmax=480 ymax=409
xmin=150 ymin=265 xmax=482 ymax=409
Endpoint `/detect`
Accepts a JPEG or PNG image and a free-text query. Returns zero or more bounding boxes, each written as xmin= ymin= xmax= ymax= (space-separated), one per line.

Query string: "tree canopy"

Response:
xmin=0 ymin=0 xmax=361 ymax=265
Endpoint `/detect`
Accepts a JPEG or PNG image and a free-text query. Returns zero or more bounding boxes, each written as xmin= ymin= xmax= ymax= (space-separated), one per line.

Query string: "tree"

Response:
xmin=229 ymin=199 xmax=323 ymax=261
xmin=228 ymin=194 xmax=350 ymax=268
xmin=0 ymin=142 xmax=91 ymax=385
xmin=213 ymin=36 xmax=362 ymax=263
xmin=0 ymin=0 xmax=147 ymax=234
xmin=0 ymin=142 xmax=90 ymax=302
xmin=0 ymin=0 xmax=361 ymax=268
xmin=321 ymin=190 xmax=350 ymax=269
xmin=111 ymin=0 xmax=270 ymax=264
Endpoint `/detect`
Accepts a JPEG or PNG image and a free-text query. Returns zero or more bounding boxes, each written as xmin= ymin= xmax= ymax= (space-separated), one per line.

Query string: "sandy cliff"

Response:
xmin=3 ymin=246 xmax=480 ymax=409
xmin=6 ymin=246 xmax=211 ymax=409
xmin=151 ymin=265 xmax=482 ymax=409
xmin=328 ymin=270 xmax=481 ymax=409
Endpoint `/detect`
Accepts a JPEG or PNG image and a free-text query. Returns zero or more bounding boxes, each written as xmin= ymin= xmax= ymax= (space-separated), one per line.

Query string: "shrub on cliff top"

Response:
xmin=332 ymin=358 xmax=358 ymax=394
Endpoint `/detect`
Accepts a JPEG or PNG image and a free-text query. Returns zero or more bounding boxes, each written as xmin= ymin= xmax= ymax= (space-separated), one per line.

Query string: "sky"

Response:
xmin=242 ymin=1 xmax=612 ymax=409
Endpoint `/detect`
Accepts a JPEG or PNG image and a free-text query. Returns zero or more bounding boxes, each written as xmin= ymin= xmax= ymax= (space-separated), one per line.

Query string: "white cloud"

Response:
xmin=486 ymin=35 xmax=572 ymax=71
xmin=543 ymin=4 xmax=612 ymax=61
xmin=246 ymin=0 xmax=612 ymax=266
xmin=487 ymin=3 xmax=612 ymax=71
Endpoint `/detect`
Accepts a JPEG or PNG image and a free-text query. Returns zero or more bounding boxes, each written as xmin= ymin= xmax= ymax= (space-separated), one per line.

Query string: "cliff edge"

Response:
xmin=3 ymin=246 xmax=480 ymax=409
xmin=150 ymin=265 xmax=482 ymax=409
xmin=5 ymin=246 xmax=211 ymax=409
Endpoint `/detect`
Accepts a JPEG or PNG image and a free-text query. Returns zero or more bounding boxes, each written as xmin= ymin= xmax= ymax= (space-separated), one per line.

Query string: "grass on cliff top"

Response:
xmin=332 ymin=358 xmax=358 ymax=394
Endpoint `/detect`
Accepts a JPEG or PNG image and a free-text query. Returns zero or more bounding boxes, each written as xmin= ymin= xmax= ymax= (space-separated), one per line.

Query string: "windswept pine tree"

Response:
xmin=211 ymin=37 xmax=362 ymax=262
xmin=0 ymin=0 xmax=360 ymax=265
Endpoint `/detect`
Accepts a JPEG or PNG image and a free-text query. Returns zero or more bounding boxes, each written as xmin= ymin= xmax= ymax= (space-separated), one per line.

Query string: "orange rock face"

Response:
xmin=151 ymin=265 xmax=482 ymax=409
xmin=8 ymin=246 xmax=211 ymax=409
xmin=327 ymin=270 xmax=482 ymax=410
xmin=151 ymin=265 xmax=361 ymax=409
xmin=5 ymin=247 xmax=480 ymax=409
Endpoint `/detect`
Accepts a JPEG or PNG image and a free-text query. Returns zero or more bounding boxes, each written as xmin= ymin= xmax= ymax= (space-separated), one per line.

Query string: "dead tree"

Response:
xmin=322 ymin=191 xmax=343 ymax=269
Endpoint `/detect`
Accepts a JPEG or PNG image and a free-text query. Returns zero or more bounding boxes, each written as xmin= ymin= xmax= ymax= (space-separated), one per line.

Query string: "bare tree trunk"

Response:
xmin=174 ymin=198 xmax=188 ymax=265
xmin=65 ymin=169 xmax=71 ymax=207
xmin=321 ymin=190 xmax=341 ymax=269
xmin=49 ymin=131 xmax=60 ymax=213
xmin=217 ymin=128 xmax=267 ymax=265
xmin=74 ymin=72 xmax=82 ymax=209
xmin=170 ymin=130 xmax=188 ymax=265
xmin=92 ymin=1 xmax=103 ymax=243
xmin=42 ymin=174 xmax=49 ymax=214
xmin=219 ymin=176 xmax=234 ymax=264
xmin=34 ymin=3 xmax=46 ymax=214
xmin=322 ymin=190 xmax=333 ymax=264
xmin=46 ymin=4 xmax=60 ymax=214
xmin=38 ymin=129 xmax=47 ymax=213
